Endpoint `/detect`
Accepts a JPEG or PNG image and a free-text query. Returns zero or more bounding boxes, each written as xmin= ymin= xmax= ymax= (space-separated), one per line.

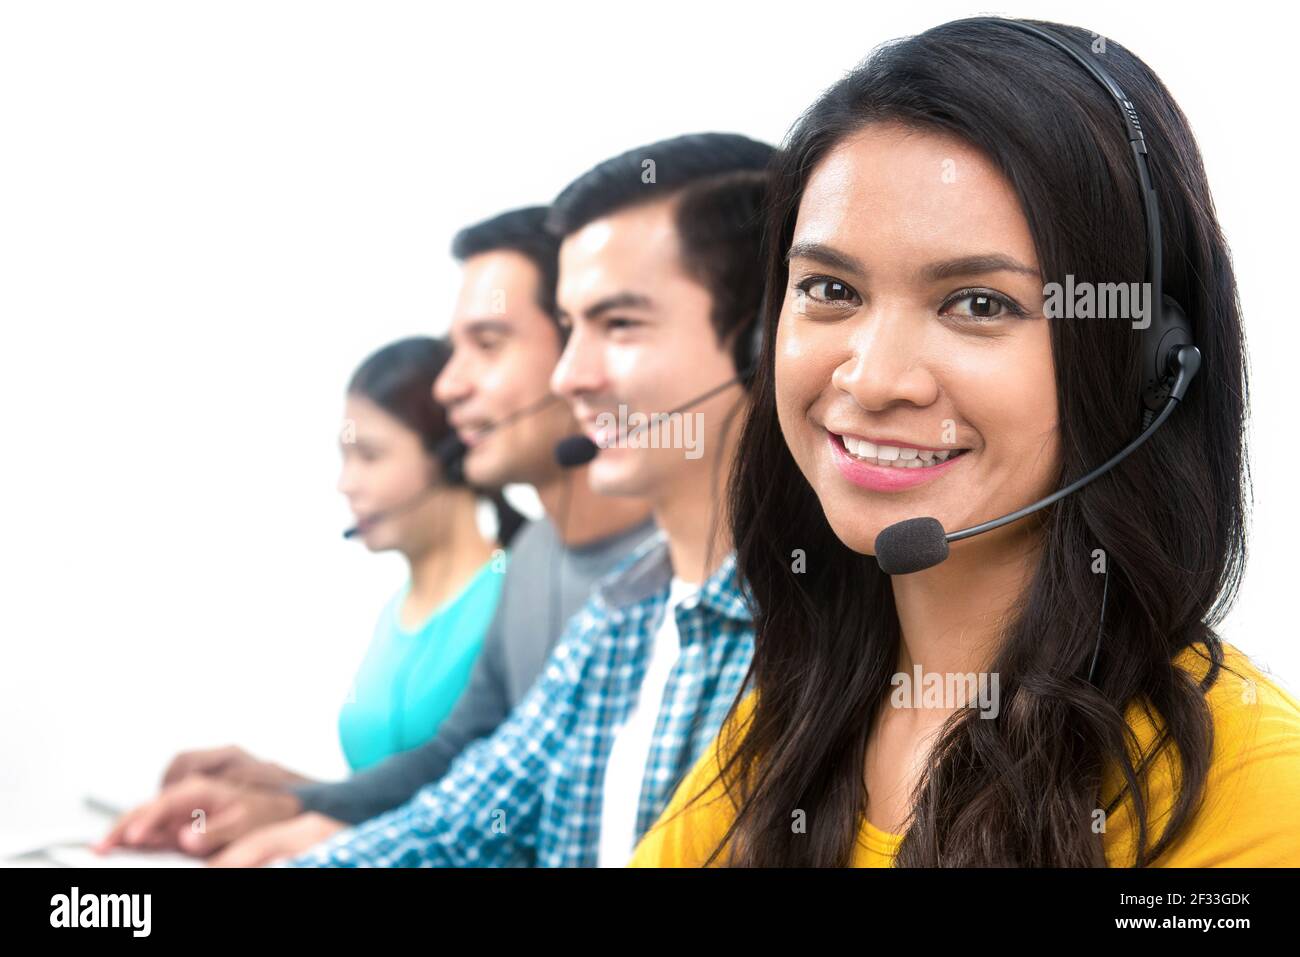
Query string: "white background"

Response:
xmin=1 ymin=1 xmax=1294 ymax=833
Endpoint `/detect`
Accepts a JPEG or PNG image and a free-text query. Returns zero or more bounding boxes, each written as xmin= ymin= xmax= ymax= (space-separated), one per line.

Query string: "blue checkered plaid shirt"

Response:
xmin=287 ymin=531 xmax=755 ymax=867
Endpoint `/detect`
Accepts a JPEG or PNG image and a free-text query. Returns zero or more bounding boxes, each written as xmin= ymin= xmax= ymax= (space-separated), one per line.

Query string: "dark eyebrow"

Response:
xmin=556 ymin=291 xmax=654 ymax=327
xmin=461 ymin=318 xmax=513 ymax=336
xmin=922 ymin=254 xmax=1040 ymax=282
xmin=588 ymin=291 xmax=654 ymax=318
xmin=786 ymin=241 xmax=1040 ymax=282
xmin=785 ymin=241 xmax=865 ymax=276
xmin=563 ymin=291 xmax=655 ymax=322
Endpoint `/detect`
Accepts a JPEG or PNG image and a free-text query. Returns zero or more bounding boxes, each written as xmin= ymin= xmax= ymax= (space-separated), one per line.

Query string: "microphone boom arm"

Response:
xmin=947 ymin=345 xmax=1201 ymax=544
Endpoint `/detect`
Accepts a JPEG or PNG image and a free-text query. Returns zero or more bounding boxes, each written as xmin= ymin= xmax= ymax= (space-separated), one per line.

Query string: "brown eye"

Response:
xmin=967 ymin=294 xmax=1003 ymax=318
xmin=798 ymin=276 xmax=861 ymax=305
xmin=822 ymin=280 xmax=853 ymax=301
xmin=942 ymin=290 xmax=1026 ymax=323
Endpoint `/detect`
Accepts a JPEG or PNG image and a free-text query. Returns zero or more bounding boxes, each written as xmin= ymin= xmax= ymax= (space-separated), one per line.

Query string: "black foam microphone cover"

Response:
xmin=555 ymin=434 xmax=599 ymax=468
xmin=874 ymin=516 xmax=949 ymax=575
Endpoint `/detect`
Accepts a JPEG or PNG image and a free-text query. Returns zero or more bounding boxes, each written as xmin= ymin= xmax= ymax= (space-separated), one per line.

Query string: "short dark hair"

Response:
xmin=451 ymin=206 xmax=561 ymax=329
xmin=546 ymin=133 xmax=774 ymax=376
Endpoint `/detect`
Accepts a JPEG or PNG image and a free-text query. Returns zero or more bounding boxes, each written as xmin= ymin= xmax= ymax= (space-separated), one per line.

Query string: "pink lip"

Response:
xmin=456 ymin=426 xmax=486 ymax=448
xmin=827 ymin=431 xmax=967 ymax=491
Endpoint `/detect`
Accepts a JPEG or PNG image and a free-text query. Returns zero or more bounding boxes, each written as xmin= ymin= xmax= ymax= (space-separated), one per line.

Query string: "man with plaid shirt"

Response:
xmin=291 ymin=132 xmax=773 ymax=867
xmin=290 ymin=531 xmax=752 ymax=866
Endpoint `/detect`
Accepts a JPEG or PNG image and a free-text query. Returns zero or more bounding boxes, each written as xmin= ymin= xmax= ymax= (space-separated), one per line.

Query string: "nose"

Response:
xmin=337 ymin=458 xmax=361 ymax=498
xmin=831 ymin=307 xmax=940 ymax=412
xmin=434 ymin=351 xmax=472 ymax=407
xmin=550 ymin=322 xmax=606 ymax=403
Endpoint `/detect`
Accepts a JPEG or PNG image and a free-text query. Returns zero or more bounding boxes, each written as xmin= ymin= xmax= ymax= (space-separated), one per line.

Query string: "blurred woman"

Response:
xmin=160 ymin=336 xmax=518 ymax=786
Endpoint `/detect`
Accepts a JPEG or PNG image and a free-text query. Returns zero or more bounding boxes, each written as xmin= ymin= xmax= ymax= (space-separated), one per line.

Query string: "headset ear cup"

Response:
xmin=1162 ymin=294 xmax=1192 ymax=341
xmin=444 ymin=455 xmax=465 ymax=485
xmin=433 ymin=434 xmax=468 ymax=485
xmin=740 ymin=316 xmax=764 ymax=382
xmin=1142 ymin=294 xmax=1194 ymax=414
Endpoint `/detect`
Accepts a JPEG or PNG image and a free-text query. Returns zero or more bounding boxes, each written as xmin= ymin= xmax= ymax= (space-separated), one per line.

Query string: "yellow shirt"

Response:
xmin=630 ymin=641 xmax=1300 ymax=867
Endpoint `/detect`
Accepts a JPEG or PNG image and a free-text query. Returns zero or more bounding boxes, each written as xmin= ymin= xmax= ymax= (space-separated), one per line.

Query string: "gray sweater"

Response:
xmin=292 ymin=514 xmax=659 ymax=823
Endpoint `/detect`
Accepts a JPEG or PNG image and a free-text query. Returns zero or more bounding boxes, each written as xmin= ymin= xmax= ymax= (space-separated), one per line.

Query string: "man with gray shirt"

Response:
xmin=98 ymin=206 xmax=655 ymax=863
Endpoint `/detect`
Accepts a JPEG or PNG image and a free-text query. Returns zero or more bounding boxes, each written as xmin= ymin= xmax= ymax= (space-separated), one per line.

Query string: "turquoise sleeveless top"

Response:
xmin=338 ymin=557 xmax=504 ymax=771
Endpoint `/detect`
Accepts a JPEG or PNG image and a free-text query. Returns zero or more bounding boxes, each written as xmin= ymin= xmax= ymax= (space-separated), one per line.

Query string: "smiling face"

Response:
xmin=549 ymin=197 xmax=743 ymax=500
xmin=434 ymin=250 xmax=575 ymax=488
xmin=775 ymin=121 xmax=1060 ymax=557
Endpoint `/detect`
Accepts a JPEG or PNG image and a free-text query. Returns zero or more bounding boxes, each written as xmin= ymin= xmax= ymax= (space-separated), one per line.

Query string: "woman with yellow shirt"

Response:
xmin=631 ymin=16 xmax=1300 ymax=867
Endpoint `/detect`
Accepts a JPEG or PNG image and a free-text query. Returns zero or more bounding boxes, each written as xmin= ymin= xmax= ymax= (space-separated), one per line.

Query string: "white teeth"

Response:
xmin=837 ymin=434 xmax=964 ymax=469
xmin=844 ymin=437 xmax=872 ymax=457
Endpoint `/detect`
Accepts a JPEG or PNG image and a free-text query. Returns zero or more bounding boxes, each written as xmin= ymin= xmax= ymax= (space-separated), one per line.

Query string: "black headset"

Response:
xmin=734 ymin=312 xmax=765 ymax=386
xmin=994 ymin=20 xmax=1196 ymax=427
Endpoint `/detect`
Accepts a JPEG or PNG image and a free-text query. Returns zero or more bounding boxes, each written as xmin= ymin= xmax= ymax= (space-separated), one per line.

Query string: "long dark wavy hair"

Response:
xmin=701 ymin=17 xmax=1251 ymax=866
